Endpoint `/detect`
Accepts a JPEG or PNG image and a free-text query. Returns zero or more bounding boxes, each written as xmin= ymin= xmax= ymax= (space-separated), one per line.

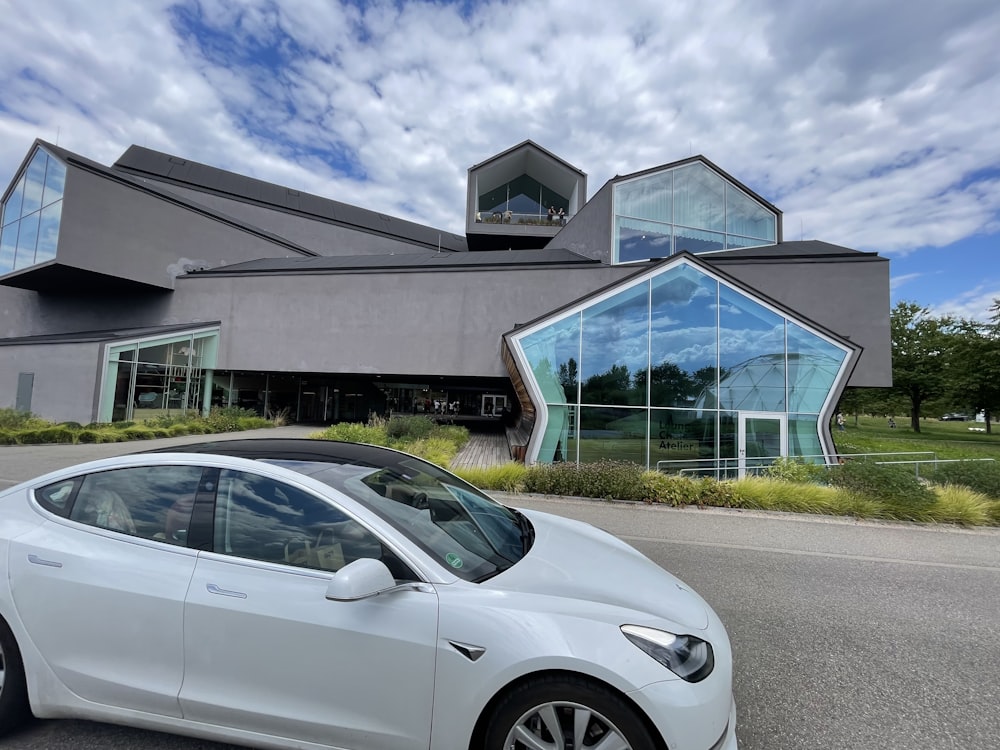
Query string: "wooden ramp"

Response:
xmin=450 ymin=432 xmax=511 ymax=470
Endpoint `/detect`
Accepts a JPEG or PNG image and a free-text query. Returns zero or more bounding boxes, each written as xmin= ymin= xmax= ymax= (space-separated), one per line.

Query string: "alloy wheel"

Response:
xmin=504 ymin=700 xmax=632 ymax=750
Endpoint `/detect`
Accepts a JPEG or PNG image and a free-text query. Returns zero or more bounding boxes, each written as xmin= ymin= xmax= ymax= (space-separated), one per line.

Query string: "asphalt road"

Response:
xmin=1 ymin=434 xmax=998 ymax=749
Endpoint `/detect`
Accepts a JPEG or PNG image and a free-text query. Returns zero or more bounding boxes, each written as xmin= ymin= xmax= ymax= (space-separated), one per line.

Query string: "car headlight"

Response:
xmin=621 ymin=624 xmax=714 ymax=683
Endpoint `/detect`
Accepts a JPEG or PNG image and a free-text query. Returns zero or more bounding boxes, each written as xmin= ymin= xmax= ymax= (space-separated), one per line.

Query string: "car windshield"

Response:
xmin=264 ymin=457 xmax=531 ymax=582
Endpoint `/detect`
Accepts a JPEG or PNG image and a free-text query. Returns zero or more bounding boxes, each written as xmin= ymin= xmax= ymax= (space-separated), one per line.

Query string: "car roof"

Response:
xmin=140 ymin=438 xmax=399 ymax=466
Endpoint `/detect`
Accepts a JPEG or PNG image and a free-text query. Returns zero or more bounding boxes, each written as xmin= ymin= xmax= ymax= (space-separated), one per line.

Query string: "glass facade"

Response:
xmin=1 ymin=146 xmax=67 ymax=275
xmin=613 ymin=161 xmax=777 ymax=263
xmin=510 ymin=260 xmax=850 ymax=470
xmin=99 ymin=329 xmax=220 ymax=422
xmin=477 ymin=174 xmax=567 ymax=225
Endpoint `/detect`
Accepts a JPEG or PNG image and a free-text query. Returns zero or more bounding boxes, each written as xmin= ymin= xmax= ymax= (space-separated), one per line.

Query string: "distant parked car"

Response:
xmin=940 ymin=413 xmax=972 ymax=421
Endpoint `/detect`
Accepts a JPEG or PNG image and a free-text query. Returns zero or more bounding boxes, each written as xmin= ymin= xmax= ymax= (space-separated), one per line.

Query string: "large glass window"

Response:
xmin=612 ymin=161 xmax=777 ymax=263
xmin=580 ymin=283 xmax=649 ymax=406
xmin=0 ymin=147 xmax=67 ymax=275
xmin=510 ymin=260 xmax=851 ymax=470
xmin=478 ymin=174 xmax=567 ymax=225
xmin=100 ymin=329 xmax=220 ymax=422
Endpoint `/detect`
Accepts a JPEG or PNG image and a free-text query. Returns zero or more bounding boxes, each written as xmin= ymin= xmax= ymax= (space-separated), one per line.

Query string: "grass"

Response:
xmin=835 ymin=415 xmax=1000 ymax=460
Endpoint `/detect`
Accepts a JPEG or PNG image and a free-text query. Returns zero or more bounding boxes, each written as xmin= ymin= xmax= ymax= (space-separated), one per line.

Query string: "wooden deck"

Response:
xmin=450 ymin=431 xmax=512 ymax=469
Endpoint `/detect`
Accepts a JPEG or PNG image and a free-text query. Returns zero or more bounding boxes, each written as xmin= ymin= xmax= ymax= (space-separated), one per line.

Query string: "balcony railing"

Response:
xmin=474 ymin=210 xmax=570 ymax=228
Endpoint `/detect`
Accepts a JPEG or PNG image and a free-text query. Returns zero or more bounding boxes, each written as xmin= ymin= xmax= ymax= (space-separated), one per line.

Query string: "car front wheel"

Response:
xmin=0 ymin=617 xmax=30 ymax=735
xmin=484 ymin=675 xmax=657 ymax=750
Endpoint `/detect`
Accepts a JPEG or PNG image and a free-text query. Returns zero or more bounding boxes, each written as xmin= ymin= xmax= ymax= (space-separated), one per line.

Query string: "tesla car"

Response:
xmin=0 ymin=438 xmax=737 ymax=749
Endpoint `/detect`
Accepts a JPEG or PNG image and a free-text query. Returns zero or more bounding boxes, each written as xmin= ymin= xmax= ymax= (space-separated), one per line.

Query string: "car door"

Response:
xmin=180 ymin=468 xmax=439 ymax=750
xmin=8 ymin=464 xmax=205 ymax=717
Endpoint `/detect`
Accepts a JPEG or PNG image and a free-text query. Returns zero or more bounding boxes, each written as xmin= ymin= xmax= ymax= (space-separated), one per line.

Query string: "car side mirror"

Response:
xmin=325 ymin=558 xmax=397 ymax=601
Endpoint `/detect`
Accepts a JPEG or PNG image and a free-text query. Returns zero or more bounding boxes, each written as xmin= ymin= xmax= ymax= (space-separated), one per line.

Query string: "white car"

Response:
xmin=0 ymin=438 xmax=737 ymax=749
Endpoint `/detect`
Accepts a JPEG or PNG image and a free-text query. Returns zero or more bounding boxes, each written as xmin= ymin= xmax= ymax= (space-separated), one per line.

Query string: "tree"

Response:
xmin=947 ymin=316 xmax=1000 ymax=434
xmin=890 ymin=302 xmax=956 ymax=432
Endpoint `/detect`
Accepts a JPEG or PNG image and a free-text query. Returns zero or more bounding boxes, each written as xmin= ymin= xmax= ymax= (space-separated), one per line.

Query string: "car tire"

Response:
xmin=0 ymin=617 xmax=30 ymax=735
xmin=483 ymin=674 xmax=657 ymax=750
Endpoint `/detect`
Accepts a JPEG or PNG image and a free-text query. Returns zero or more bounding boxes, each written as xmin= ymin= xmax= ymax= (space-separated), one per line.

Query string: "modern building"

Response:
xmin=0 ymin=138 xmax=890 ymax=473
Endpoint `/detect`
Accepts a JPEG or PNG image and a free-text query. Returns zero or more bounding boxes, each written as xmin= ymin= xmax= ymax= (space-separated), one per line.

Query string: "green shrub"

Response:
xmin=928 ymin=484 xmax=993 ymax=526
xmin=386 ymin=415 xmax=435 ymax=440
xmin=829 ymin=460 xmax=936 ymax=520
xmin=987 ymin=501 xmax=1000 ymax=526
xmin=641 ymin=472 xmax=711 ymax=505
xmin=57 ymin=421 xmax=84 ymax=430
xmin=0 ymin=430 xmax=18 ymax=445
xmin=0 ymin=408 xmax=48 ymax=431
xmin=167 ymin=423 xmax=192 ymax=437
xmin=926 ymin=460 xmax=1000 ymax=500
xmin=237 ymin=416 xmax=272 ymax=430
xmin=524 ymin=460 xmax=648 ymax=501
xmin=16 ymin=427 xmax=75 ymax=444
xmin=204 ymin=406 xmax=260 ymax=433
xmin=403 ymin=436 xmax=462 ymax=468
xmin=111 ymin=421 xmax=137 ymax=430
xmin=77 ymin=429 xmax=112 ymax=444
xmin=121 ymin=426 xmax=156 ymax=440
xmin=453 ymin=463 xmax=529 ymax=493
xmin=316 ymin=422 xmax=390 ymax=446
xmin=764 ymin=457 xmax=827 ymax=483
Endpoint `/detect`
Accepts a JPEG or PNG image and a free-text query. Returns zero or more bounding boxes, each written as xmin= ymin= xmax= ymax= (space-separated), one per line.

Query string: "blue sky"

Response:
xmin=1 ymin=0 xmax=998 ymax=320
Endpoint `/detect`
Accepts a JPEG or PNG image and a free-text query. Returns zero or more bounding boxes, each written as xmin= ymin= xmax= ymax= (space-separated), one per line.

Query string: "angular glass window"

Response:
xmin=578 ymin=406 xmax=647 ymax=465
xmin=538 ymin=404 xmax=577 ymax=464
xmin=718 ymin=286 xmax=785 ymax=411
xmin=786 ymin=322 xmax=847 ymax=413
xmin=788 ymin=414 xmax=822 ymax=460
xmin=580 ymin=282 xmax=650 ymax=406
xmin=518 ymin=313 xmax=580 ymax=405
xmin=650 ymin=408 xmax=718 ymax=475
xmin=1 ymin=146 xmax=67 ymax=274
xmin=674 ymin=226 xmax=725 ymax=254
xmin=650 ymin=264 xmax=718 ymax=408
xmin=616 ymin=217 xmax=672 ymax=263
xmin=726 ymin=183 xmax=775 ymax=241
xmin=615 ymin=170 xmax=671 ymax=222
xmin=673 ymin=163 xmax=725 ymax=233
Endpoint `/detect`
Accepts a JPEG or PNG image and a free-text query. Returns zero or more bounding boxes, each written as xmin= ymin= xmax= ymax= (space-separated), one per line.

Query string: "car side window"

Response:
xmin=68 ymin=465 xmax=203 ymax=545
xmin=214 ymin=469 xmax=414 ymax=578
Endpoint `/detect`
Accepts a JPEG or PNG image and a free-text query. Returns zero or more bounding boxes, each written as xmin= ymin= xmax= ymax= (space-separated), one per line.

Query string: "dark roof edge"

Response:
xmin=184 ymin=259 xmax=601 ymax=279
xmin=468 ymin=139 xmax=588 ymax=176
xmin=0 ymin=321 xmax=222 ymax=347
xmin=36 ymin=140 xmax=320 ymax=258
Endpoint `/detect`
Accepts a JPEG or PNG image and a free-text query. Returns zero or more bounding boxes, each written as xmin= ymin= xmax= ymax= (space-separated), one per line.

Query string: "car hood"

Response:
xmin=485 ymin=508 xmax=710 ymax=631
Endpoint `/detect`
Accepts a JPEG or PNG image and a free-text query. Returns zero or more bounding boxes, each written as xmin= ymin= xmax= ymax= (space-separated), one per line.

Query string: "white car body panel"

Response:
xmin=0 ymin=448 xmax=738 ymax=750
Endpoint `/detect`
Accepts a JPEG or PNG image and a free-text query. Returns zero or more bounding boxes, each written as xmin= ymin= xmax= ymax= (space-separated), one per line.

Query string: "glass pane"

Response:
xmin=718 ymin=286 xmax=785 ymax=411
xmin=650 ymin=264 xmax=718 ymax=407
xmin=786 ymin=322 xmax=847 ymax=413
xmin=518 ymin=313 xmax=580 ymax=405
xmin=674 ymin=226 xmax=725 ymax=254
xmin=538 ymin=404 xmax=576 ymax=463
xmin=650 ymin=409 xmax=718 ymax=475
xmin=726 ymin=235 xmax=770 ymax=250
xmin=673 ymin=163 xmax=725 ymax=232
xmin=578 ymin=406 xmax=647 ymax=465
xmin=616 ymin=216 xmax=672 ymax=263
xmin=20 ymin=151 xmax=47 ymax=218
xmin=719 ymin=411 xmax=738 ymax=478
xmin=0 ymin=222 xmax=17 ymax=274
xmin=71 ymin=465 xmax=203 ymax=543
xmin=726 ymin=183 xmax=775 ymax=241
xmin=34 ymin=201 xmax=62 ymax=263
xmin=13 ymin=212 xmax=39 ymax=269
xmin=138 ymin=341 xmax=171 ymax=365
xmin=2 ymin=175 xmax=25 ymax=226
xmin=615 ymin=171 xmax=671 ymax=222
xmin=745 ymin=417 xmax=781 ymax=459
xmin=788 ymin=414 xmax=822 ymax=459
xmin=41 ymin=154 xmax=67 ymax=206
xmin=581 ymin=282 xmax=649 ymax=406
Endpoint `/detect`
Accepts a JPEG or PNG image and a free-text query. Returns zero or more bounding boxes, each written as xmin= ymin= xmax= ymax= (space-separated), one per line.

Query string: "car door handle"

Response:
xmin=206 ymin=583 xmax=247 ymax=599
xmin=27 ymin=554 xmax=63 ymax=568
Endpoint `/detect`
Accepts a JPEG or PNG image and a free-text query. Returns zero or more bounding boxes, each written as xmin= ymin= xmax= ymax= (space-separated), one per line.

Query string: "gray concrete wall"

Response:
xmin=547 ymin=181 xmax=614 ymax=263
xmin=171 ymin=266 xmax=636 ymax=377
xmin=151 ymin=184 xmax=436 ymax=257
xmin=708 ymin=255 xmax=892 ymax=387
xmin=0 ymin=341 xmax=101 ymax=423
xmin=56 ymin=167 xmax=312 ymax=288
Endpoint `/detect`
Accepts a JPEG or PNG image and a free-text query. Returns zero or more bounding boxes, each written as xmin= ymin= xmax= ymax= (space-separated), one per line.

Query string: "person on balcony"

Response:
xmin=503 ymin=209 xmax=512 ymax=223
xmin=558 ymin=207 xmax=566 ymax=225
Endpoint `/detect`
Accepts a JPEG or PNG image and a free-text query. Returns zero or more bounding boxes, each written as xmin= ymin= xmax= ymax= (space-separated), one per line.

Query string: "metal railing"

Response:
xmin=474 ymin=210 xmax=570 ymax=227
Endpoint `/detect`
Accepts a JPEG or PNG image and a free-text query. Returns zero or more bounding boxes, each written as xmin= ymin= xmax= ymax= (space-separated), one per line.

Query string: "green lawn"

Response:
xmin=835 ymin=415 xmax=1000 ymax=460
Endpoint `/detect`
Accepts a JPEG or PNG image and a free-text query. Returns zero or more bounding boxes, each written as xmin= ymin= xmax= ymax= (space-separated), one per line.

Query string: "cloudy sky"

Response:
xmin=2 ymin=0 xmax=998 ymax=320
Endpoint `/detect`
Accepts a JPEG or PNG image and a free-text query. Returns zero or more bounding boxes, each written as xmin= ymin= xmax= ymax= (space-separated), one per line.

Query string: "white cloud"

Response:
xmin=1 ymin=0 xmax=999 ymax=257
xmin=931 ymin=284 xmax=1000 ymax=322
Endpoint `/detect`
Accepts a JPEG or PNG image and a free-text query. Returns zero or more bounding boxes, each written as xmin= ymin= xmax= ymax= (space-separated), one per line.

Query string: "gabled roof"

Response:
xmin=113 ymin=146 xmax=468 ymax=253
xmin=188 ymin=248 xmax=599 ymax=276
xmin=703 ymin=240 xmax=884 ymax=262
xmin=468 ymin=139 xmax=587 ymax=176
xmin=612 ymin=154 xmax=782 ymax=218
